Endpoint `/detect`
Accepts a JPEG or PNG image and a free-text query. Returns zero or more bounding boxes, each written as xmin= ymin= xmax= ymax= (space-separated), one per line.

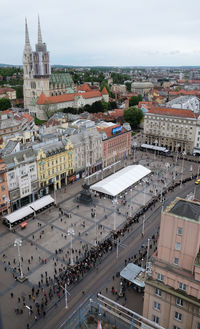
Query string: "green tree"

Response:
xmin=125 ymin=82 xmax=131 ymax=92
xmin=124 ymin=107 xmax=144 ymax=129
xmin=0 ymin=98 xmax=11 ymax=111
xmin=129 ymin=94 xmax=142 ymax=107
xmin=14 ymin=86 xmax=23 ymax=99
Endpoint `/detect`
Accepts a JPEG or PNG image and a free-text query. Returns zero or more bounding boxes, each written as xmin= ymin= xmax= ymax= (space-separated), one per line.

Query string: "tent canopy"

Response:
xmin=5 ymin=206 xmax=34 ymax=224
xmin=30 ymin=195 xmax=55 ymax=211
xmin=120 ymin=263 xmax=145 ymax=288
xmin=90 ymin=165 xmax=151 ymax=197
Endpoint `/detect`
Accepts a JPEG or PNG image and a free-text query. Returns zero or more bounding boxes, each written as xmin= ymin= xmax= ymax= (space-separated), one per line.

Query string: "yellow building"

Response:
xmin=36 ymin=139 xmax=74 ymax=195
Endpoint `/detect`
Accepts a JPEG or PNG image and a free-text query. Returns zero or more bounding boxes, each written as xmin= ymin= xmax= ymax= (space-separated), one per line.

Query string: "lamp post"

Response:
xmin=176 ymin=143 xmax=180 ymax=164
xmin=154 ymin=139 xmax=158 ymax=160
xmin=112 ymin=197 xmax=118 ymax=231
xmin=67 ymin=228 xmax=75 ymax=266
xmin=165 ymin=162 xmax=170 ymax=188
xmin=14 ymin=239 xmax=24 ymax=281
xmin=142 ymin=215 xmax=145 ymax=236
xmin=133 ymin=142 xmax=137 ymax=163
xmin=130 ymin=188 xmax=133 ymax=217
xmin=180 ymin=151 xmax=186 ymax=187
xmin=60 ymin=283 xmax=70 ymax=309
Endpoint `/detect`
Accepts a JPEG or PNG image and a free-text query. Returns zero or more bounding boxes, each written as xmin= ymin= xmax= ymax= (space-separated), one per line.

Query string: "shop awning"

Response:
xmin=30 ymin=195 xmax=55 ymax=212
xmin=20 ymin=222 xmax=27 ymax=228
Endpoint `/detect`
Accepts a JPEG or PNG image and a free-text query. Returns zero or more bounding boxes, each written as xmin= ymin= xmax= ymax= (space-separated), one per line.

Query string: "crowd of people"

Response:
xmin=4 ymin=157 xmax=199 ymax=329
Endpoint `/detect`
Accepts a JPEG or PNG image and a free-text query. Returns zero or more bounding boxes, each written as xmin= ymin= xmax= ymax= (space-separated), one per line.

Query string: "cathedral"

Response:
xmin=23 ymin=18 xmax=109 ymax=120
xmin=23 ymin=17 xmax=74 ymax=110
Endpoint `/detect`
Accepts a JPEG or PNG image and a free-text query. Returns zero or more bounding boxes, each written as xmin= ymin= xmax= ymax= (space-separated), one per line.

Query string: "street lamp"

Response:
xmin=154 ymin=139 xmax=158 ymax=160
xmin=133 ymin=142 xmax=137 ymax=163
xmin=60 ymin=283 xmax=70 ymax=309
xmin=112 ymin=198 xmax=118 ymax=231
xmin=14 ymin=239 xmax=25 ymax=281
xmin=180 ymin=151 xmax=186 ymax=187
xmin=176 ymin=143 xmax=180 ymax=164
xmin=165 ymin=162 xmax=170 ymax=188
xmin=67 ymin=228 xmax=75 ymax=266
xmin=129 ymin=188 xmax=133 ymax=217
xmin=142 ymin=215 xmax=145 ymax=236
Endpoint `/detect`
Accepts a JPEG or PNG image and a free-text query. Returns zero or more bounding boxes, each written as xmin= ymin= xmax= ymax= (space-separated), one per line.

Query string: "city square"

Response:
xmin=0 ymin=150 xmax=199 ymax=329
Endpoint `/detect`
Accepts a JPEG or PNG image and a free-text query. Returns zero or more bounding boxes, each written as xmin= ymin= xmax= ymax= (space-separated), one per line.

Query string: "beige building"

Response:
xmin=0 ymin=87 xmax=16 ymax=101
xmin=144 ymin=106 xmax=197 ymax=154
xmin=143 ymin=197 xmax=200 ymax=329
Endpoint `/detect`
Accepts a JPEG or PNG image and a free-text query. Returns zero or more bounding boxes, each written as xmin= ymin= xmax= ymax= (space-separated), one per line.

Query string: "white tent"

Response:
xmin=90 ymin=165 xmax=151 ymax=197
xmin=4 ymin=206 xmax=34 ymax=224
xmin=30 ymin=195 xmax=55 ymax=211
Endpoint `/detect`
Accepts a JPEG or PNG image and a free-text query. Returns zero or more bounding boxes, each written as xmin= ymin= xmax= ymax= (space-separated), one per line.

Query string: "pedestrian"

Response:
xmin=11 ymin=292 xmax=13 ymax=298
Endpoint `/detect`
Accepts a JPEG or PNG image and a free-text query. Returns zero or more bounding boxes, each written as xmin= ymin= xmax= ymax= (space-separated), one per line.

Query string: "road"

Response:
xmin=33 ymin=180 xmax=199 ymax=329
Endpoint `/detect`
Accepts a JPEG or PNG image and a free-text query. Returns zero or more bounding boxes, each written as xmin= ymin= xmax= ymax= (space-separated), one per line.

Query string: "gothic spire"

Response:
xmin=38 ymin=15 xmax=43 ymax=44
xmin=24 ymin=18 xmax=32 ymax=52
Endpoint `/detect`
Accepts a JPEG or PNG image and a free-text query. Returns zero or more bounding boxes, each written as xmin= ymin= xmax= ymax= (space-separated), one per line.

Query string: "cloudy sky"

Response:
xmin=1 ymin=0 xmax=200 ymax=66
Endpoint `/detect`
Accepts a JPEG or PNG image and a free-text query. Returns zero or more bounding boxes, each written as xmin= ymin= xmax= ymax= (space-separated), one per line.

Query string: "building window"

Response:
xmin=1 ymin=186 xmax=5 ymax=191
xmin=157 ymin=273 xmax=164 ymax=281
xmin=152 ymin=315 xmax=159 ymax=324
xmin=177 ymin=227 xmax=182 ymax=235
xmin=179 ymin=282 xmax=186 ymax=291
xmin=155 ymin=288 xmax=162 ymax=297
xmin=154 ymin=301 xmax=161 ymax=311
xmin=175 ymin=312 xmax=182 ymax=321
xmin=175 ymin=242 xmax=181 ymax=250
xmin=176 ymin=297 xmax=184 ymax=307
xmin=173 ymin=326 xmax=180 ymax=329
xmin=174 ymin=258 xmax=179 ymax=265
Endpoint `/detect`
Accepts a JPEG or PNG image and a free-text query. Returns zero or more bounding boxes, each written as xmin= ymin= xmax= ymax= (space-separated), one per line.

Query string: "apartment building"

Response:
xmin=144 ymin=106 xmax=197 ymax=154
xmin=143 ymin=197 xmax=200 ymax=329
xmin=3 ymin=149 xmax=38 ymax=211
xmin=97 ymin=123 xmax=131 ymax=167
xmin=70 ymin=128 xmax=102 ymax=177
xmin=0 ymin=159 xmax=10 ymax=215
xmin=36 ymin=139 xmax=74 ymax=195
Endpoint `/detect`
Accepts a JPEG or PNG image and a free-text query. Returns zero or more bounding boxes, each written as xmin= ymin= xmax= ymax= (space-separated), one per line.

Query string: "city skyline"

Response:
xmin=1 ymin=0 xmax=200 ymax=66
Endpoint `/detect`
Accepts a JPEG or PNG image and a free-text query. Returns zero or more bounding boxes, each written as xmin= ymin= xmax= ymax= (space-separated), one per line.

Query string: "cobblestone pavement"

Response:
xmin=0 ymin=151 xmax=199 ymax=329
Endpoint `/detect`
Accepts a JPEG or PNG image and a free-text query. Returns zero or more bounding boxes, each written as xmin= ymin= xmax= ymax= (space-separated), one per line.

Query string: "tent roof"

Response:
xmin=30 ymin=195 xmax=55 ymax=211
xmin=90 ymin=165 xmax=151 ymax=197
xmin=120 ymin=263 xmax=145 ymax=288
xmin=5 ymin=206 xmax=34 ymax=224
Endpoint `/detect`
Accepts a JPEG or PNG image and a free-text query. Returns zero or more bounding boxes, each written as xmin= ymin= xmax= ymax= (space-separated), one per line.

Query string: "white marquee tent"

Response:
xmin=90 ymin=165 xmax=151 ymax=197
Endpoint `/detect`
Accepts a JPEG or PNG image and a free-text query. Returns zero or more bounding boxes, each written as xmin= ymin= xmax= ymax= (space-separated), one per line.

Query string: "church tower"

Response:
xmin=23 ymin=17 xmax=50 ymax=110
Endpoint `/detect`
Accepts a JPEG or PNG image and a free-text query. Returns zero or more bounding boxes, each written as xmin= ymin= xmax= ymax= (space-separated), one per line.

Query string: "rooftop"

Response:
xmin=169 ymin=199 xmax=200 ymax=222
xmin=147 ymin=106 xmax=197 ymax=119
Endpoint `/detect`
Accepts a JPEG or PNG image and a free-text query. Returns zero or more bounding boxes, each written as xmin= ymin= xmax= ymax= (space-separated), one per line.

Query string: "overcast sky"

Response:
xmin=1 ymin=0 xmax=200 ymax=66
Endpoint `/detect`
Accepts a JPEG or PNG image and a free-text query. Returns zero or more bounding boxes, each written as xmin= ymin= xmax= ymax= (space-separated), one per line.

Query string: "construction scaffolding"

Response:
xmin=58 ymin=294 xmax=165 ymax=329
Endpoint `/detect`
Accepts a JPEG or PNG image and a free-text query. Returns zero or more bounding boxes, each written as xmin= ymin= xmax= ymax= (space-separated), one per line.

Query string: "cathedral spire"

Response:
xmin=24 ymin=18 xmax=32 ymax=52
xmin=38 ymin=15 xmax=43 ymax=44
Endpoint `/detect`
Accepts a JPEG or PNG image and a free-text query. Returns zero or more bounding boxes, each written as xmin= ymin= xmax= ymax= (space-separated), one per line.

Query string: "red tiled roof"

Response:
xmin=148 ymin=106 xmax=197 ymax=118
xmin=77 ymin=83 xmax=91 ymax=92
xmin=138 ymin=101 xmax=152 ymax=108
xmin=97 ymin=124 xmax=127 ymax=138
xmin=0 ymin=87 xmax=15 ymax=94
xmin=37 ymin=91 xmax=102 ymax=105
xmin=101 ymin=87 xmax=108 ymax=95
xmin=22 ymin=113 xmax=33 ymax=122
